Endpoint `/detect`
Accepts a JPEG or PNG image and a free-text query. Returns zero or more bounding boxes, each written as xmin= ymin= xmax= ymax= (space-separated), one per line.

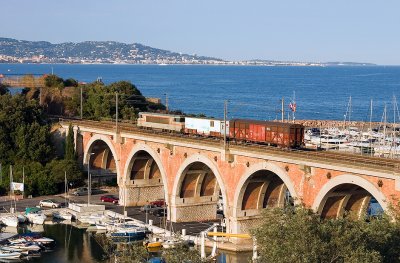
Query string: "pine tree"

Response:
xmin=65 ymin=124 xmax=75 ymax=160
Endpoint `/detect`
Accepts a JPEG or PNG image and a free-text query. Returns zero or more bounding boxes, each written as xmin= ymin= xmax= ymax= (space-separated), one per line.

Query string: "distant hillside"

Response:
xmin=0 ymin=37 xmax=377 ymax=66
xmin=0 ymin=37 xmax=223 ymax=64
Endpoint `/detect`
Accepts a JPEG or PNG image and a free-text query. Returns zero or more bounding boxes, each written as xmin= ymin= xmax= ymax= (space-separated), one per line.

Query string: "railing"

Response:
xmin=60 ymin=118 xmax=400 ymax=174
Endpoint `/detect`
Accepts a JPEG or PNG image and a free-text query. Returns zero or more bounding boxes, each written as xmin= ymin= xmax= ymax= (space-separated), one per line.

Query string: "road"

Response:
xmin=0 ymin=191 xmax=220 ymax=236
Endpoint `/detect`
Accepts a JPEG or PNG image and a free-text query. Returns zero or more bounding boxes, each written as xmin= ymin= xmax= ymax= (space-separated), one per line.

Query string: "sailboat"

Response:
xmin=0 ymin=166 xmax=23 ymax=227
xmin=53 ymin=172 xmax=72 ymax=221
xmin=108 ymin=187 xmax=147 ymax=242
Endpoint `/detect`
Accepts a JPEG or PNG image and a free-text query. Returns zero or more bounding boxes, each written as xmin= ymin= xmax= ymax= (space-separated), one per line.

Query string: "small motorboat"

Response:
xmin=144 ymin=236 xmax=163 ymax=249
xmin=6 ymin=243 xmax=42 ymax=252
xmin=145 ymin=241 xmax=162 ymax=249
xmin=110 ymin=226 xmax=147 ymax=242
xmin=0 ymin=250 xmax=21 ymax=259
xmin=162 ymin=238 xmax=183 ymax=249
xmin=25 ymin=207 xmax=47 ymax=225
xmin=52 ymin=210 xmax=72 ymax=221
xmin=78 ymin=214 xmax=104 ymax=225
xmin=0 ymin=215 xmax=19 ymax=227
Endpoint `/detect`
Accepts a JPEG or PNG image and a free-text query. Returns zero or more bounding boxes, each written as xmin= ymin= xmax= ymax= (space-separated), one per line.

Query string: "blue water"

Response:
xmin=1 ymin=64 xmax=399 ymax=121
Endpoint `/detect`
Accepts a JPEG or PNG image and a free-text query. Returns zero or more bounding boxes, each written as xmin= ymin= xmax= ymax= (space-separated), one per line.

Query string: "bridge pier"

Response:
xmin=170 ymin=196 xmax=219 ymax=222
xmin=119 ymin=183 xmax=164 ymax=206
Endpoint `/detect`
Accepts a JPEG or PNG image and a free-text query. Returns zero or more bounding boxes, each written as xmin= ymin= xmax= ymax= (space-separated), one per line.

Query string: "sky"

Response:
xmin=2 ymin=0 xmax=400 ymax=65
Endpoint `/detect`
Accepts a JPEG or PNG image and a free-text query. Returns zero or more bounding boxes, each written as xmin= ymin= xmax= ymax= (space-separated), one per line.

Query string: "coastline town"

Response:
xmin=0 ymin=73 xmax=399 ymax=262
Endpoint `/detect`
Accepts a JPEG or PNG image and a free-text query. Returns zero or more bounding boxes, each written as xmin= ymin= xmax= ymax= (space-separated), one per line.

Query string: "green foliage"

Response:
xmin=46 ymin=159 xmax=82 ymax=183
xmin=94 ymin=234 xmax=149 ymax=262
xmin=162 ymin=243 xmax=205 ymax=263
xmin=64 ymin=78 xmax=78 ymax=87
xmin=39 ymin=75 xmax=166 ymax=120
xmin=0 ymin=92 xmax=84 ymax=196
xmin=81 ymin=80 xmax=148 ymax=121
xmin=65 ymin=124 xmax=76 ymax=160
xmin=0 ymin=94 xmax=51 ymax=164
xmin=95 ymin=234 xmax=211 ymax=263
xmin=107 ymin=81 xmax=142 ymax=95
xmin=0 ymin=84 xmax=9 ymax=95
xmin=252 ymin=207 xmax=400 ymax=263
xmin=45 ymin=74 xmax=65 ymax=89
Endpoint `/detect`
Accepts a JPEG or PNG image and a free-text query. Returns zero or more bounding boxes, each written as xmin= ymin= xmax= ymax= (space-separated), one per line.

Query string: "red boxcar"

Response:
xmin=229 ymin=119 xmax=304 ymax=148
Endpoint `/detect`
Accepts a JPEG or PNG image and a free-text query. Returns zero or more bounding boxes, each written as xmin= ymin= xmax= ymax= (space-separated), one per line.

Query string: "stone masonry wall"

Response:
xmin=122 ymin=184 xmax=164 ymax=206
xmin=172 ymin=203 xmax=217 ymax=222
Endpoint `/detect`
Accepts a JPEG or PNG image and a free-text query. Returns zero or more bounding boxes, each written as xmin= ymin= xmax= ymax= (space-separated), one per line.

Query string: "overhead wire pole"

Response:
xmin=115 ymin=92 xmax=119 ymax=133
xmin=224 ymin=100 xmax=228 ymax=150
xmin=80 ymin=86 xmax=83 ymax=119
xmin=281 ymin=97 xmax=284 ymax=122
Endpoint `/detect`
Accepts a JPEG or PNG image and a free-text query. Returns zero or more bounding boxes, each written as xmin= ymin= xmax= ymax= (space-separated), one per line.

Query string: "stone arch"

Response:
xmin=84 ymin=134 xmax=120 ymax=180
xmin=313 ymin=174 xmax=387 ymax=219
xmin=122 ymin=143 xmax=169 ymax=205
xmin=171 ymin=154 xmax=228 ymax=221
xmin=233 ymin=162 xmax=299 ymax=218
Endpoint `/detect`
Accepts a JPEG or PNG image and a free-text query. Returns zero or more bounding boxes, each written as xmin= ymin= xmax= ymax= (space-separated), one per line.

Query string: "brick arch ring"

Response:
xmin=312 ymin=174 xmax=388 ymax=215
xmin=232 ymin=161 xmax=299 ymax=218
xmin=171 ymin=153 xmax=228 ymax=217
xmin=83 ymin=134 xmax=121 ymax=180
xmin=122 ymin=143 xmax=169 ymax=204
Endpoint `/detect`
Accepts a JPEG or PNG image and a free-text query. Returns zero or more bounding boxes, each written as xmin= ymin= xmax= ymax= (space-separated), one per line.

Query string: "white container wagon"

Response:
xmin=184 ymin=117 xmax=229 ymax=137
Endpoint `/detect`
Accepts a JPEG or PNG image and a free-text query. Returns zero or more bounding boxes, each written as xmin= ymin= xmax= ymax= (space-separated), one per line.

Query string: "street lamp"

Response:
xmin=87 ymin=152 xmax=95 ymax=206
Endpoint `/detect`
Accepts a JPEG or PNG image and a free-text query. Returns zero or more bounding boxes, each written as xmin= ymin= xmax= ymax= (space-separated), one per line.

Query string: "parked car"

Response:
xmin=39 ymin=199 xmax=61 ymax=208
xmin=72 ymin=187 xmax=91 ymax=196
xmin=140 ymin=204 xmax=157 ymax=212
xmin=150 ymin=199 xmax=165 ymax=207
xmin=100 ymin=195 xmax=119 ymax=204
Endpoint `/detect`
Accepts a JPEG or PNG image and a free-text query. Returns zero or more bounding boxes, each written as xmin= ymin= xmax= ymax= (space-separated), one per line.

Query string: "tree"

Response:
xmin=45 ymin=159 xmax=83 ymax=189
xmin=0 ymin=84 xmax=9 ymax=95
xmin=44 ymin=74 xmax=64 ymax=89
xmin=107 ymin=81 xmax=142 ymax=95
xmin=64 ymin=78 xmax=78 ymax=87
xmin=162 ymin=243 xmax=205 ymax=263
xmin=65 ymin=124 xmax=75 ymax=160
xmin=252 ymin=207 xmax=400 ymax=263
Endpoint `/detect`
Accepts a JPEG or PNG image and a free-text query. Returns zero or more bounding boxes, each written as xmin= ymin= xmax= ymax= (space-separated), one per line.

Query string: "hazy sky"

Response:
xmin=2 ymin=0 xmax=400 ymax=64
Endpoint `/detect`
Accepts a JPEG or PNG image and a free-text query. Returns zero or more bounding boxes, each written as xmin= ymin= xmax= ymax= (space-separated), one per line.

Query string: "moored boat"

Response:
xmin=0 ymin=250 xmax=21 ymax=259
xmin=25 ymin=207 xmax=46 ymax=225
xmin=52 ymin=210 xmax=72 ymax=221
xmin=0 ymin=215 xmax=19 ymax=227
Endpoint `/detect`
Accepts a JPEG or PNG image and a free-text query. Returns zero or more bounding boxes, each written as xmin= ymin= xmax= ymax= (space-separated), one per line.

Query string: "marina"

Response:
xmin=0 ymin=191 xmax=253 ymax=262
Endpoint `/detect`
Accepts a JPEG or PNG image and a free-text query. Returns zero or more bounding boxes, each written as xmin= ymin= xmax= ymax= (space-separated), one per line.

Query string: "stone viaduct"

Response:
xmin=61 ymin=119 xmax=400 ymax=234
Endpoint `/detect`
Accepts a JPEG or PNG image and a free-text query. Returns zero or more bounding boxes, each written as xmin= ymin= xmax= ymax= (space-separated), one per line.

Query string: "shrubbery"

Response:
xmin=252 ymin=207 xmax=400 ymax=263
xmin=0 ymin=94 xmax=83 ymax=196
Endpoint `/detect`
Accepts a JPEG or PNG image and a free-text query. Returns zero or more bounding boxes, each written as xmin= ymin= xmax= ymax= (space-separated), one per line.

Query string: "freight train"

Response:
xmin=137 ymin=112 xmax=304 ymax=148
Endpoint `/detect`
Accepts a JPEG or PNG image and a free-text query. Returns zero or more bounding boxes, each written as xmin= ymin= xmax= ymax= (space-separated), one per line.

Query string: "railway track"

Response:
xmin=60 ymin=118 xmax=400 ymax=174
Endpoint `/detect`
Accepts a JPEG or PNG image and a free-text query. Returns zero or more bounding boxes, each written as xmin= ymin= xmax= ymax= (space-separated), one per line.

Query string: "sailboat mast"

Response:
xmin=65 ymin=171 xmax=67 ymax=204
xmin=369 ymin=99 xmax=373 ymax=131
xmin=383 ymin=104 xmax=387 ymax=147
xmin=9 ymin=165 xmax=13 ymax=212
xmin=349 ymin=96 xmax=352 ymax=123
xmin=22 ymin=166 xmax=25 ymax=198
xmin=292 ymin=91 xmax=296 ymax=123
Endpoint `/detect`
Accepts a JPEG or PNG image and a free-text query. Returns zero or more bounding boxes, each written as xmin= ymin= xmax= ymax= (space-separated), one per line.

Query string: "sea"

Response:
xmin=1 ymin=64 xmax=400 ymax=122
